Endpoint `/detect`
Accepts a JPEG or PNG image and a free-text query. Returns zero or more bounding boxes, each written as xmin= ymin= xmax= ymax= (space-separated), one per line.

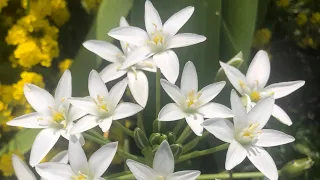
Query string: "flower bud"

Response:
xmin=170 ymin=144 xmax=183 ymax=158
xmin=159 ymin=134 xmax=167 ymax=143
xmin=281 ymin=157 xmax=314 ymax=178
xmin=149 ymin=133 xmax=161 ymax=146
xmin=167 ymin=132 xmax=176 ymax=144
xmin=133 ymin=128 xmax=149 ymax=150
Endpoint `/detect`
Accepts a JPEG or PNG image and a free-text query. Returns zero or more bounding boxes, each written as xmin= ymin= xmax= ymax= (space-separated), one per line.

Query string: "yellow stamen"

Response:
xmin=242 ymin=123 xmax=260 ymax=138
xmin=53 ymin=112 xmax=65 ymax=123
xmin=72 ymin=172 xmax=87 ymax=180
xmin=250 ymin=91 xmax=260 ymax=102
xmin=186 ymin=90 xmax=202 ymax=108
xmin=61 ymin=98 xmax=65 ymax=102
xmin=239 ymin=80 xmax=245 ymax=88
xmin=158 ymin=176 xmax=165 ymax=180
xmin=153 ymin=36 xmax=164 ymax=44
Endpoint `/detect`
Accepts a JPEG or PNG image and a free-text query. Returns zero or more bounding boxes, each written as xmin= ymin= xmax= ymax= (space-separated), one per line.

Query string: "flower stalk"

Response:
xmin=114 ymin=121 xmax=134 ymax=137
xmin=197 ymin=171 xmax=281 ymax=179
xmin=176 ymin=126 xmax=192 ymax=144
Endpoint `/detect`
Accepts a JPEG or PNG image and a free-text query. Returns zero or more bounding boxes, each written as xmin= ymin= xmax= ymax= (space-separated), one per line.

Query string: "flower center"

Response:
xmin=96 ymin=95 xmax=108 ymax=112
xmin=72 ymin=172 xmax=88 ymax=180
xmin=249 ymin=91 xmax=260 ymax=102
xmin=153 ymin=36 xmax=164 ymax=44
xmin=186 ymin=90 xmax=202 ymax=108
xmin=236 ymin=123 xmax=261 ymax=144
xmin=158 ymin=176 xmax=165 ymax=180
xmin=53 ymin=112 xmax=65 ymax=123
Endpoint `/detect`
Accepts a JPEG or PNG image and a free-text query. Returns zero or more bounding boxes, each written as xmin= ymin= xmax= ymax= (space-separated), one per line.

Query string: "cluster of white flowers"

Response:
xmin=7 ymin=1 xmax=305 ymax=180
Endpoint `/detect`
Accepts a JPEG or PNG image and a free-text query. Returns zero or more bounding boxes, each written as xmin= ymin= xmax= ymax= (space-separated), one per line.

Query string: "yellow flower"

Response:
xmin=310 ymin=12 xmax=320 ymax=24
xmin=6 ymin=25 xmax=29 ymax=45
xmin=0 ymin=85 xmax=14 ymax=104
xmin=0 ymin=101 xmax=5 ymax=111
xmin=51 ymin=7 xmax=70 ymax=26
xmin=0 ymin=0 xmax=8 ymax=12
xmin=0 ymin=151 xmax=24 ymax=177
xmin=59 ymin=58 xmax=73 ymax=72
xmin=252 ymin=28 xmax=272 ymax=48
xmin=296 ymin=12 xmax=308 ymax=26
xmin=276 ymin=0 xmax=289 ymax=8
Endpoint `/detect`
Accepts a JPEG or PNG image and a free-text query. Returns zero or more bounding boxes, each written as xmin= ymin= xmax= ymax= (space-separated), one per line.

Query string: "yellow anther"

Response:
xmin=153 ymin=36 xmax=164 ymax=44
xmin=53 ymin=112 xmax=65 ymax=123
xmin=242 ymin=123 xmax=260 ymax=138
xmin=61 ymin=98 xmax=65 ymax=102
xmin=37 ymin=117 xmax=44 ymax=121
xmin=250 ymin=91 xmax=260 ymax=102
xmin=239 ymin=80 xmax=245 ymax=88
xmin=72 ymin=172 xmax=87 ymax=180
xmin=186 ymin=90 xmax=201 ymax=108
xmin=99 ymin=104 xmax=108 ymax=112
xmin=158 ymin=176 xmax=165 ymax=180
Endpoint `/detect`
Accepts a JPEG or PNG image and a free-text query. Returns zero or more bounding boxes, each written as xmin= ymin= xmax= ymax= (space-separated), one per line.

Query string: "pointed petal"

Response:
xmin=68 ymin=97 xmax=98 ymax=116
xmin=67 ymin=105 xmax=87 ymax=122
xmin=50 ymin=150 xmax=68 ymax=163
xmin=113 ymin=102 xmax=143 ymax=120
xmin=263 ymin=81 xmax=305 ymax=99
xmin=108 ymin=26 xmax=149 ymax=46
xmin=198 ymin=103 xmax=233 ymax=118
xmin=160 ymin=79 xmax=185 ymax=106
xmin=98 ymin=117 xmax=113 ymax=132
xmin=55 ymin=70 xmax=72 ymax=106
xmin=167 ymin=33 xmax=206 ymax=49
xmin=153 ymin=141 xmax=174 ymax=176
xmin=24 ymin=84 xmax=55 ymax=114
xmin=99 ymin=63 xmax=127 ymax=83
xmin=88 ymin=70 xmax=108 ymax=100
xmin=7 ymin=112 xmax=51 ymax=128
xmin=107 ymin=78 xmax=128 ymax=111
xmin=163 ymin=6 xmax=194 ymax=37
xmin=255 ymin=129 xmax=295 ymax=147
xmin=180 ymin=61 xmax=198 ymax=96
xmin=230 ymin=90 xmax=248 ymax=131
xmin=121 ymin=46 xmax=154 ymax=69
xmin=12 ymin=155 xmax=37 ymax=180
xmin=69 ymin=135 xmax=89 ymax=174
xmin=202 ymin=118 xmax=234 ymax=143
xmin=225 ymin=140 xmax=247 ymax=170
xmin=272 ymin=104 xmax=292 ymax=126
xmin=35 ymin=162 xmax=74 ymax=180
xmin=71 ymin=115 xmax=99 ymax=134
xmin=248 ymin=97 xmax=274 ymax=129
xmin=158 ymin=103 xmax=185 ymax=121
xmin=83 ymin=40 xmax=123 ymax=63
xmin=126 ymin=159 xmax=158 ymax=180
xmin=120 ymin=16 xmax=129 ymax=27
xmin=167 ymin=170 xmax=201 ymax=180
xmin=185 ymin=113 xmax=204 ymax=136
xmin=128 ymin=70 xmax=149 ymax=107
xmin=197 ymin=81 xmax=226 ymax=106
xmin=219 ymin=61 xmax=249 ymax=95
xmin=153 ymin=50 xmax=179 ymax=83
xmin=89 ymin=142 xmax=118 ymax=178
xmin=136 ymin=58 xmax=157 ymax=72
xmin=145 ymin=0 xmax=162 ymax=35
xmin=247 ymin=146 xmax=278 ymax=180
xmin=30 ymin=128 xmax=60 ymax=167
xmin=246 ymin=50 xmax=270 ymax=88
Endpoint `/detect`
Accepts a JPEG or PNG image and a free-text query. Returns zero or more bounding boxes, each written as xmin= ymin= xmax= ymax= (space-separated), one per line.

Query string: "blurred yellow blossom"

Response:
xmin=276 ymin=0 xmax=289 ymax=8
xmin=253 ymin=28 xmax=272 ymax=48
xmin=296 ymin=12 xmax=308 ymax=26
xmin=0 ymin=0 xmax=8 ymax=12
xmin=59 ymin=58 xmax=73 ymax=73
xmin=0 ymin=151 xmax=24 ymax=177
xmin=310 ymin=12 xmax=320 ymax=24
xmin=5 ymin=25 xmax=28 ymax=45
xmin=50 ymin=0 xmax=70 ymax=26
xmin=0 ymin=85 xmax=14 ymax=104
xmin=301 ymin=37 xmax=315 ymax=48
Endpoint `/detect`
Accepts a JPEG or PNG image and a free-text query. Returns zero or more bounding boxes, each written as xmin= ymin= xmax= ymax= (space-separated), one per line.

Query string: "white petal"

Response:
xmin=185 ymin=113 xmax=204 ymax=136
xmin=55 ymin=70 xmax=72 ymax=106
xmin=50 ymin=150 xmax=68 ymax=163
xmin=197 ymin=102 xmax=233 ymax=118
xmin=121 ymin=46 xmax=154 ymax=69
xmin=7 ymin=112 xmax=51 ymax=128
xmin=98 ymin=117 xmax=113 ymax=132
xmin=128 ymin=70 xmax=149 ymax=107
xmin=263 ymin=81 xmax=305 ymax=99
xmin=219 ymin=61 xmax=249 ymax=95
xmin=89 ymin=70 xmax=109 ymax=100
xmin=24 ymin=84 xmax=55 ymax=114
xmin=126 ymin=159 xmax=158 ymax=180
xmin=163 ymin=6 xmax=194 ymax=37
xmin=202 ymin=118 xmax=234 ymax=143
xmin=158 ymin=103 xmax=185 ymax=121
xmin=180 ymin=61 xmax=198 ymax=96
xmin=145 ymin=0 xmax=162 ymax=35
xmin=153 ymin=50 xmax=179 ymax=84
xmin=153 ymin=141 xmax=174 ymax=176
xmin=29 ymin=128 xmax=60 ymax=167
xmin=247 ymin=146 xmax=278 ymax=180
xmin=246 ymin=50 xmax=270 ymax=88
xmin=99 ymin=63 xmax=127 ymax=83
xmin=35 ymin=162 xmax=75 ymax=180
xmin=83 ymin=40 xmax=123 ymax=63
xmin=225 ymin=140 xmax=247 ymax=170
xmin=160 ymin=79 xmax=185 ymax=106
xmin=136 ymin=58 xmax=157 ymax=72
xmin=69 ymin=135 xmax=89 ymax=174
xmin=167 ymin=170 xmax=201 ymax=180
xmin=107 ymin=78 xmax=128 ymax=111
xmin=67 ymin=105 xmax=87 ymax=122
xmin=167 ymin=33 xmax=206 ymax=49
xmin=108 ymin=26 xmax=149 ymax=46
xmin=197 ymin=81 xmax=226 ymax=106
xmin=89 ymin=142 xmax=118 ymax=178
xmin=120 ymin=16 xmax=129 ymax=27
xmin=113 ymin=102 xmax=143 ymax=120
xmin=12 ymin=155 xmax=37 ymax=180
xmin=68 ymin=97 xmax=98 ymax=116
xmin=248 ymin=97 xmax=274 ymax=129
xmin=230 ymin=90 xmax=248 ymax=131
xmin=255 ymin=129 xmax=295 ymax=147
xmin=71 ymin=115 xmax=99 ymax=134
xmin=272 ymin=104 xmax=292 ymax=126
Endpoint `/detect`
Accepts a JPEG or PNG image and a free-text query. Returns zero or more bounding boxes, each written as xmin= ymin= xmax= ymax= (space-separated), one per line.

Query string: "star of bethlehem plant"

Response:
xmin=7 ymin=0 xmax=306 ymax=180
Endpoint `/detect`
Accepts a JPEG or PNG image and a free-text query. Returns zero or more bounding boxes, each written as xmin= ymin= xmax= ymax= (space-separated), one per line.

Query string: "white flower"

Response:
xmin=12 ymin=151 xmax=68 ymax=180
xmin=6 ymin=70 xmax=86 ymax=167
xmin=220 ymin=50 xmax=305 ymax=125
xmin=158 ymin=61 xmax=232 ymax=136
xmin=83 ymin=17 xmax=156 ymax=107
xmin=69 ymin=70 xmax=143 ymax=133
xmin=126 ymin=140 xmax=200 ymax=180
xmin=108 ymin=0 xmax=206 ymax=83
xmin=35 ymin=136 xmax=118 ymax=180
xmin=202 ymin=90 xmax=295 ymax=180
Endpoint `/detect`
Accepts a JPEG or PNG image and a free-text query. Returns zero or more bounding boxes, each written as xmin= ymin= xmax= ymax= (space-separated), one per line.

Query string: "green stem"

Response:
xmin=104 ymin=171 xmax=131 ymax=180
xmin=182 ymin=131 xmax=209 ymax=154
xmin=137 ymin=112 xmax=145 ymax=132
xmin=114 ymin=121 xmax=134 ymax=137
xmin=156 ymin=68 xmax=161 ymax=115
xmin=197 ymin=171 xmax=281 ymax=179
xmin=83 ymin=133 xmax=108 ymax=145
xmin=176 ymin=126 xmax=192 ymax=144
xmin=112 ymin=174 xmax=134 ymax=179
xmin=173 ymin=120 xmax=185 ymax=136
xmin=176 ymin=143 xmax=229 ymax=163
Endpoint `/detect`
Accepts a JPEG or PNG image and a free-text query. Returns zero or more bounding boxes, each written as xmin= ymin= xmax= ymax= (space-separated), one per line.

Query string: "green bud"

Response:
xmin=170 ymin=144 xmax=183 ymax=158
xmin=294 ymin=143 xmax=312 ymax=156
xmin=149 ymin=133 xmax=161 ymax=146
xmin=133 ymin=128 xmax=149 ymax=150
xmin=281 ymin=157 xmax=314 ymax=178
xmin=159 ymin=134 xmax=167 ymax=143
xmin=167 ymin=132 xmax=176 ymax=144
xmin=214 ymin=51 xmax=244 ymax=82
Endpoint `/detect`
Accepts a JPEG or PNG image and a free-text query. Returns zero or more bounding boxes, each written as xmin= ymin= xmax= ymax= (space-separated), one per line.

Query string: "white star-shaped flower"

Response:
xmin=220 ymin=50 xmax=305 ymax=125
xmin=83 ymin=17 xmax=156 ymax=107
xmin=69 ymin=70 xmax=143 ymax=134
xmin=35 ymin=136 xmax=118 ymax=180
xmin=127 ymin=140 xmax=200 ymax=180
xmin=7 ymin=70 xmax=86 ymax=166
xmin=108 ymin=0 xmax=206 ymax=83
xmin=203 ymin=90 xmax=295 ymax=180
xmin=158 ymin=61 xmax=233 ymax=136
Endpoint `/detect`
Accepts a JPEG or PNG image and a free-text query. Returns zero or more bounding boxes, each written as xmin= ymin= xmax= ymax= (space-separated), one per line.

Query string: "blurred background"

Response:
xmin=0 ymin=0 xmax=319 ymax=179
